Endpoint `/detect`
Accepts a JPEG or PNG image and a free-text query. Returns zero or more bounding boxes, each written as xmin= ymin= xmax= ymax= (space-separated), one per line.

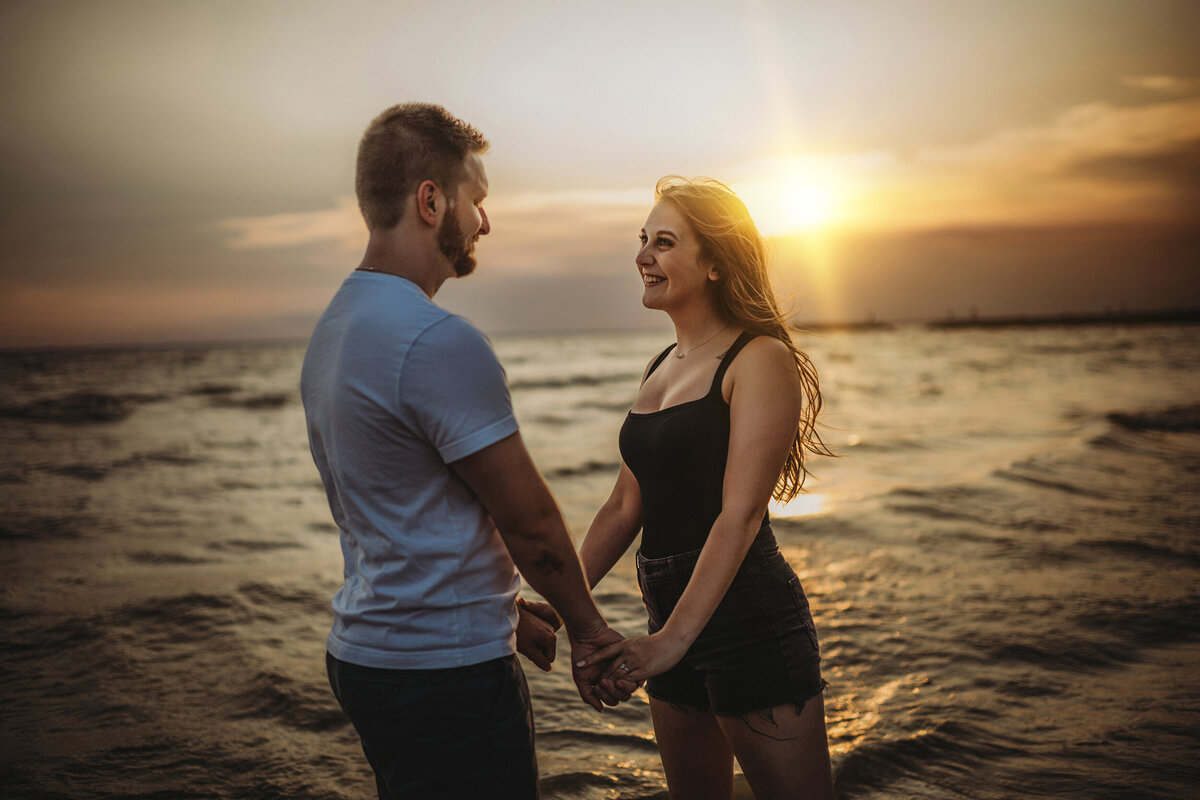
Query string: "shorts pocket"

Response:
xmin=787 ymin=575 xmax=821 ymax=654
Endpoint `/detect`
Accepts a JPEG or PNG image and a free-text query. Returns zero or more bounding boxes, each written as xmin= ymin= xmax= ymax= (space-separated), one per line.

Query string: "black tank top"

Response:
xmin=620 ymin=331 xmax=769 ymax=558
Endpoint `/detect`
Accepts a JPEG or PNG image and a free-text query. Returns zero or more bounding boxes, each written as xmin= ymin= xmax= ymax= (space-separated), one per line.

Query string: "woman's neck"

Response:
xmin=668 ymin=303 xmax=730 ymax=352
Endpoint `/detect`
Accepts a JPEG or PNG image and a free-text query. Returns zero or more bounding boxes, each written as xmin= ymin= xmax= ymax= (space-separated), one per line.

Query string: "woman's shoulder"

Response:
xmin=735 ymin=332 xmax=793 ymax=365
xmin=723 ymin=333 xmax=799 ymax=396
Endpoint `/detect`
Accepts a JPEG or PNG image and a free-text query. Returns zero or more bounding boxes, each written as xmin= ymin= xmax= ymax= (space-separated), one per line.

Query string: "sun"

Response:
xmin=779 ymin=182 xmax=836 ymax=232
xmin=733 ymin=162 xmax=841 ymax=237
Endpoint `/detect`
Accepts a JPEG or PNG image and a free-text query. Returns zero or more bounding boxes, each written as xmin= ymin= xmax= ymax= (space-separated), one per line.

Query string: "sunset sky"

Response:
xmin=1 ymin=0 xmax=1198 ymax=347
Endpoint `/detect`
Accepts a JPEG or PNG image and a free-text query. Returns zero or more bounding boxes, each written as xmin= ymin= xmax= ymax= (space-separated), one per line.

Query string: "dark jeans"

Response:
xmin=326 ymin=652 xmax=539 ymax=800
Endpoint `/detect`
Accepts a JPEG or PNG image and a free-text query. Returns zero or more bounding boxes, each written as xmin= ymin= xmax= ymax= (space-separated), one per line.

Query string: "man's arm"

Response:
xmin=450 ymin=432 xmax=630 ymax=709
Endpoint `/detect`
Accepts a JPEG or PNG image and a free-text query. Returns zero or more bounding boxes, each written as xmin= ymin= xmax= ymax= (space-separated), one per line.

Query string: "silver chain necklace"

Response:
xmin=674 ymin=324 xmax=730 ymax=358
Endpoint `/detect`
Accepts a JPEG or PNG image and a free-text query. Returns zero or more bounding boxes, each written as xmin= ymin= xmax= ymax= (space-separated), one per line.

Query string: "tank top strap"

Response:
xmin=709 ymin=331 xmax=759 ymax=395
xmin=642 ymin=343 xmax=678 ymax=384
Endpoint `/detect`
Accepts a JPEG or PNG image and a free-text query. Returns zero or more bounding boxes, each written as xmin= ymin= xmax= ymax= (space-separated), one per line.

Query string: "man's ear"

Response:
xmin=416 ymin=180 xmax=440 ymax=226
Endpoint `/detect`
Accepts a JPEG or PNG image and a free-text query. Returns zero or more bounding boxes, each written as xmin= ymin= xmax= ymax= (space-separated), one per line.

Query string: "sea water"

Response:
xmin=1 ymin=323 xmax=1198 ymax=799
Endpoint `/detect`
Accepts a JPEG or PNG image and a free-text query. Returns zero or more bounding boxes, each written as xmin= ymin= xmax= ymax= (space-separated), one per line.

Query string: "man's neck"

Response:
xmin=358 ymin=229 xmax=449 ymax=298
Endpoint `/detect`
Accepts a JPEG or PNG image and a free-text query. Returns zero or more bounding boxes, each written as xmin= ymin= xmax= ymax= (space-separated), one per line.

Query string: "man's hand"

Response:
xmin=569 ymin=623 xmax=639 ymax=711
xmin=515 ymin=598 xmax=560 ymax=672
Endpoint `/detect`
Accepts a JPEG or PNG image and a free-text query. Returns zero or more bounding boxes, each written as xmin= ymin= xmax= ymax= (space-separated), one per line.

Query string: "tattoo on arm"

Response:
xmin=531 ymin=550 xmax=566 ymax=574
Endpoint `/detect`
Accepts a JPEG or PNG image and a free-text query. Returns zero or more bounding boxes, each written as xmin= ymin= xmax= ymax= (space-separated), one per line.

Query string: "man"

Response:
xmin=300 ymin=104 xmax=627 ymax=800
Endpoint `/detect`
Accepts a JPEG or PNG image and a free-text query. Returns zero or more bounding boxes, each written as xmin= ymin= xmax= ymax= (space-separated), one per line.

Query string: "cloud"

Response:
xmin=1122 ymin=75 xmax=1200 ymax=96
xmin=218 ymin=187 xmax=652 ymax=275
xmin=843 ymin=86 xmax=1200 ymax=230
xmin=220 ymin=196 xmax=366 ymax=251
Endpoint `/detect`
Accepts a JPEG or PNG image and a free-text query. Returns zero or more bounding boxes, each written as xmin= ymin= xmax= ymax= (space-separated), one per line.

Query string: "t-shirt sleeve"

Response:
xmin=398 ymin=315 xmax=519 ymax=463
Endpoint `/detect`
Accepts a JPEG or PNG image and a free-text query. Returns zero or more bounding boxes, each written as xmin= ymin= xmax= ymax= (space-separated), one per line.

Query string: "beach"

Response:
xmin=2 ymin=323 xmax=1198 ymax=799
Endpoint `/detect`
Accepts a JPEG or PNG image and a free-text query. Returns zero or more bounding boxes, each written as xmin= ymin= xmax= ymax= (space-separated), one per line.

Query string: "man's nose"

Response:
xmin=478 ymin=207 xmax=490 ymax=236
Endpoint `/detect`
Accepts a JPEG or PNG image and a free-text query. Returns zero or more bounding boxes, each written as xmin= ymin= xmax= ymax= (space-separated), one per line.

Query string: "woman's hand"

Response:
xmin=577 ymin=630 xmax=690 ymax=685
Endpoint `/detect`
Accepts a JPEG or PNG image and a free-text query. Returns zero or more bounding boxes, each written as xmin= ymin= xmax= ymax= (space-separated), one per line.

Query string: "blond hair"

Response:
xmin=656 ymin=176 xmax=833 ymax=500
xmin=356 ymin=103 xmax=489 ymax=231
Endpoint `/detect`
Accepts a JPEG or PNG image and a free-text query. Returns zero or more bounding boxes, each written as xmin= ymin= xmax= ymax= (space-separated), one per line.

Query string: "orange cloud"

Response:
xmin=220 ymin=196 xmax=366 ymax=251
xmin=218 ymin=189 xmax=651 ymax=275
xmin=844 ymin=87 xmax=1200 ymax=231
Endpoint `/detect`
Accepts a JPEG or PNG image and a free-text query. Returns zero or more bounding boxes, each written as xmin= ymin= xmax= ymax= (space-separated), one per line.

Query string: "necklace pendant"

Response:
xmin=674 ymin=350 xmax=686 ymax=359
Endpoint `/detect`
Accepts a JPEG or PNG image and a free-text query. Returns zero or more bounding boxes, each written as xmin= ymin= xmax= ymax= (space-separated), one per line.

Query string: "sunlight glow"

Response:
xmin=733 ymin=158 xmax=842 ymax=237
xmin=769 ymin=493 xmax=828 ymax=518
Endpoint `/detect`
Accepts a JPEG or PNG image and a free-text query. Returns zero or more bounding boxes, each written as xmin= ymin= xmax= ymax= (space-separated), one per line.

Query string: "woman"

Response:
xmin=577 ymin=177 xmax=836 ymax=799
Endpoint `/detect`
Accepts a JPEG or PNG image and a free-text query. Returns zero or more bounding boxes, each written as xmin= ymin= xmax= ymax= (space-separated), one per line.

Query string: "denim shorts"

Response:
xmin=326 ymin=652 xmax=538 ymax=800
xmin=636 ymin=525 xmax=825 ymax=716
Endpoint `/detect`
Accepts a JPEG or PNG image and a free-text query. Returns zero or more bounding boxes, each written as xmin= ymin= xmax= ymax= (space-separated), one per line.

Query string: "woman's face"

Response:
xmin=636 ymin=201 xmax=719 ymax=312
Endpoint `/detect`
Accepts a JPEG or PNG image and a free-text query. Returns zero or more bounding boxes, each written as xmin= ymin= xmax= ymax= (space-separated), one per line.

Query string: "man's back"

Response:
xmin=301 ymin=270 xmax=521 ymax=669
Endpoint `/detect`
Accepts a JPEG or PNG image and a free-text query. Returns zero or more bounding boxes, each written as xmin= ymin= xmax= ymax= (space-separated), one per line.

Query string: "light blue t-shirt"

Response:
xmin=301 ymin=271 xmax=521 ymax=669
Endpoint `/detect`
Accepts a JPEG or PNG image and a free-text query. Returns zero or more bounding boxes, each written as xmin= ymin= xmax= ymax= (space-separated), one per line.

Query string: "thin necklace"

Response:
xmin=674 ymin=323 xmax=730 ymax=359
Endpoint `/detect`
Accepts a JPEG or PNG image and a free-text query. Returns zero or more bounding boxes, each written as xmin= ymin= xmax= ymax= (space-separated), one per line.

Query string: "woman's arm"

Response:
xmin=579 ymin=337 xmax=803 ymax=681
xmin=579 ymin=461 xmax=644 ymax=588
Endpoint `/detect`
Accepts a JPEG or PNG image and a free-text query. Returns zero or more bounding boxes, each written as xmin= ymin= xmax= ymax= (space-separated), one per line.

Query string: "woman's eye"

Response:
xmin=657 ymin=238 xmax=672 ymax=247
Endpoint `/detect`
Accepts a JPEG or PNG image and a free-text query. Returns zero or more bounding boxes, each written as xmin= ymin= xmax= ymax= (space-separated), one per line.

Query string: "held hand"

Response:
xmin=577 ymin=631 xmax=689 ymax=686
xmin=569 ymin=622 xmax=633 ymax=712
xmin=517 ymin=596 xmax=562 ymax=632
xmin=515 ymin=600 xmax=558 ymax=672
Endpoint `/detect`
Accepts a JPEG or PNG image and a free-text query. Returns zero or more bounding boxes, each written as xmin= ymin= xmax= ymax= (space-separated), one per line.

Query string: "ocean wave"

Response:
xmin=509 ymin=372 xmax=636 ymax=391
xmin=186 ymin=382 xmax=240 ymax=396
xmin=208 ymin=392 xmax=291 ymax=410
xmin=37 ymin=449 xmax=203 ymax=483
xmin=0 ymin=391 xmax=166 ymax=424
xmin=126 ymin=551 xmax=217 ymax=566
xmin=890 ymin=501 xmax=1068 ymax=533
xmin=0 ymin=513 xmax=96 ymax=541
xmin=207 ymin=538 xmax=305 ymax=553
xmin=1107 ymin=403 xmax=1200 ymax=433
xmin=975 ymin=596 xmax=1200 ymax=673
xmin=239 ymin=581 xmax=331 ymax=615
xmin=546 ymin=460 xmax=621 ymax=479
xmin=538 ymin=729 xmax=660 ymax=753
xmin=225 ymin=669 xmax=347 ymax=732
xmin=576 ymin=398 xmax=637 ymax=413
xmin=1026 ymin=339 xmax=1135 ymax=356
xmin=538 ymin=770 xmax=662 ymax=798
xmin=109 ymin=593 xmax=252 ymax=648
xmin=834 ymin=720 xmax=1018 ymax=797
xmin=44 ymin=463 xmax=110 ymax=481
xmin=1075 ymin=539 xmax=1200 ymax=568
xmin=1071 ymin=596 xmax=1200 ymax=652
xmin=991 ymin=467 xmax=1106 ymax=498
xmin=2 ymin=612 xmax=104 ymax=663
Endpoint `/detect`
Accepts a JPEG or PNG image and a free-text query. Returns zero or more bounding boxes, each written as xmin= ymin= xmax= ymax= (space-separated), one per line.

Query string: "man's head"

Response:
xmin=356 ymin=103 xmax=489 ymax=232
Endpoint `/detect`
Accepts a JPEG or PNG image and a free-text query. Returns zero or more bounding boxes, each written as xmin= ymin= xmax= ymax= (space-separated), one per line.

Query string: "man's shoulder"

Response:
xmin=413 ymin=311 xmax=494 ymax=356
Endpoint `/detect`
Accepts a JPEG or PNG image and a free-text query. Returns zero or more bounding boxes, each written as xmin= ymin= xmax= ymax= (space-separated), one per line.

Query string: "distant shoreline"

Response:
xmin=925 ymin=307 xmax=1200 ymax=329
xmin=788 ymin=307 xmax=1200 ymax=333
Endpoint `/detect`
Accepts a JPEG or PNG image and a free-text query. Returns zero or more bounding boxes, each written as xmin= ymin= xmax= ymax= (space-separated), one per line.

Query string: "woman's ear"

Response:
xmin=708 ymin=265 xmax=722 ymax=282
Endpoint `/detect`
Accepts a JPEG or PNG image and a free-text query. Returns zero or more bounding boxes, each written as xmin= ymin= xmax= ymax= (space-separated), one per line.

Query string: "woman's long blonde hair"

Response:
xmin=656 ymin=176 xmax=833 ymax=500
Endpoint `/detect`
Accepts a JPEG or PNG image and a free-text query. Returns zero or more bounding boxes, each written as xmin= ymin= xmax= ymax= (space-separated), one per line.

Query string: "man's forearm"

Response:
xmin=504 ymin=521 xmax=605 ymax=638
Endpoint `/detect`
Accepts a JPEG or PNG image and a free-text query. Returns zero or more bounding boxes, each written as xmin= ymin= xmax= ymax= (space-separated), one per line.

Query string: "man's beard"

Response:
xmin=438 ymin=211 xmax=477 ymax=277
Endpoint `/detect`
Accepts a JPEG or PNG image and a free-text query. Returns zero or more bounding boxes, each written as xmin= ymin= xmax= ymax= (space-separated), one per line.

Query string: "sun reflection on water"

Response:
xmin=770 ymin=492 xmax=829 ymax=518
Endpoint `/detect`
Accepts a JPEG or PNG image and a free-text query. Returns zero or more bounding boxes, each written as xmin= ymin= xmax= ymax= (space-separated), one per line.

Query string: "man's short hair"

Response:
xmin=356 ymin=103 xmax=489 ymax=231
